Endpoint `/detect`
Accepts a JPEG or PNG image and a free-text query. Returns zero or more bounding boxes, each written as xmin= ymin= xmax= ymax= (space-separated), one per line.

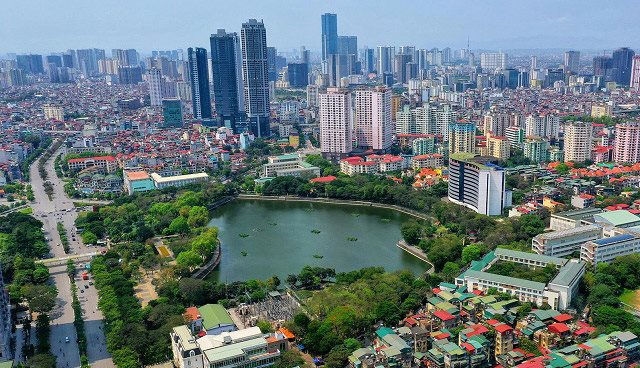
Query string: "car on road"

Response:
xmin=65 ymin=336 xmax=70 ymax=343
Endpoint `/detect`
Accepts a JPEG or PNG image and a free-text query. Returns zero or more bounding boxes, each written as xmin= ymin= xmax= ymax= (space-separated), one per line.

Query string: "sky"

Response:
xmin=1 ymin=0 xmax=639 ymax=55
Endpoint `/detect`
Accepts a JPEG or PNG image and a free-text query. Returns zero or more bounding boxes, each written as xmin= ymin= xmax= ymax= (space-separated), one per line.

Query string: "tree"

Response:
xmin=168 ymin=216 xmax=190 ymax=235
xmin=27 ymin=353 xmax=57 ymax=368
xmin=22 ymin=284 xmax=57 ymax=313
xmin=267 ymin=275 xmax=281 ymax=290
xmin=187 ymin=206 xmax=210 ymax=228
xmin=273 ymin=349 xmax=305 ymax=368
xmin=441 ymin=262 xmax=461 ymax=281
xmin=81 ymin=231 xmax=98 ymax=245
xmin=461 ymin=244 xmax=484 ymax=264
xmin=32 ymin=265 xmax=50 ymax=284
xmin=401 ymin=221 xmax=422 ymax=246
xmin=178 ymin=278 xmax=209 ymax=306
xmin=176 ymin=250 xmax=202 ymax=271
xmin=191 ymin=227 xmax=218 ymax=259
xmin=286 ymin=274 xmax=298 ymax=288
xmin=256 ymin=320 xmax=274 ymax=333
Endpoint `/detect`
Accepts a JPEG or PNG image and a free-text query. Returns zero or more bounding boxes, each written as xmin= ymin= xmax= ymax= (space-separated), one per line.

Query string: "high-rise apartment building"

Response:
xmin=16 ymin=54 xmax=44 ymax=74
xmin=612 ymin=47 xmax=635 ymax=86
xmin=564 ymin=121 xmax=593 ymax=163
xmin=396 ymin=106 xmax=433 ymax=135
xmin=241 ymin=19 xmax=270 ymax=137
xmin=354 ymin=86 xmax=393 ymax=151
xmin=76 ymin=48 xmax=105 ymax=77
xmin=326 ymin=54 xmax=356 ymax=87
xmin=394 ymin=54 xmax=412 ymax=84
xmin=563 ymin=51 xmax=580 ymax=74
xmin=187 ymin=47 xmax=212 ymax=120
xmin=480 ymin=52 xmax=507 ymax=70
xmin=43 ymin=104 xmax=64 ymax=121
xmin=523 ymin=137 xmax=550 ymax=163
xmin=614 ymin=122 xmax=640 ymax=163
xmin=210 ymin=29 xmax=243 ymax=124
xmin=319 ymin=88 xmax=352 ymax=160
xmin=321 ymin=13 xmax=338 ymax=62
xmin=147 ymin=68 xmax=163 ymax=106
xmin=483 ymin=111 xmax=510 ymax=137
xmin=448 ymin=122 xmax=476 ymax=155
xmin=117 ymin=66 xmax=142 ymax=84
xmin=525 ymin=114 xmax=559 ymax=140
xmin=630 ymin=55 xmax=640 ymax=92
xmin=112 ymin=48 xmax=138 ymax=66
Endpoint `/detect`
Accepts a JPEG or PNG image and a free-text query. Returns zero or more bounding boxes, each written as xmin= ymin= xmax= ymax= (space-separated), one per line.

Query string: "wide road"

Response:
xmin=30 ymin=145 xmax=114 ymax=368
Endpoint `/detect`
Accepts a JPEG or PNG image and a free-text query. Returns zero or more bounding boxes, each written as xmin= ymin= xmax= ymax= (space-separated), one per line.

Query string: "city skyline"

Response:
xmin=2 ymin=0 xmax=640 ymax=55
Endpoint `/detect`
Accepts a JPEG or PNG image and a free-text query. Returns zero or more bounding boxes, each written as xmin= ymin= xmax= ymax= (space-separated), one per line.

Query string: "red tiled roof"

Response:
xmin=310 ymin=175 xmax=337 ymax=183
xmin=433 ymin=310 xmax=455 ymax=321
xmin=67 ymin=155 xmax=116 ymax=164
xmin=548 ymin=323 xmax=570 ymax=334
xmin=552 ymin=313 xmax=573 ymax=323
xmin=495 ymin=324 xmax=513 ymax=334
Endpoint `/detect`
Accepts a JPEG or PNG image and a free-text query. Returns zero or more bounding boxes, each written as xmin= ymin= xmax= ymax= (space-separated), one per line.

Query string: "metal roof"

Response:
xmin=549 ymin=260 xmax=586 ymax=287
xmin=494 ymin=248 xmax=567 ymax=266
xmin=592 ymin=210 xmax=640 ymax=226
xmin=593 ymin=234 xmax=635 ymax=246
xmin=463 ymin=270 xmax=547 ymax=291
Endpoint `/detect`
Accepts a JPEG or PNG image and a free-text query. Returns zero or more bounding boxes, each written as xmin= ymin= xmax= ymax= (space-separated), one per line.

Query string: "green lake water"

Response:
xmin=207 ymin=199 xmax=427 ymax=282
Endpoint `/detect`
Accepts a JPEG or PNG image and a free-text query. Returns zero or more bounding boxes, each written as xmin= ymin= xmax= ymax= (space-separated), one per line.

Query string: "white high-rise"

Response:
xmin=525 ymin=114 xmax=559 ymax=140
xmin=564 ymin=121 xmax=593 ymax=163
xmin=147 ymin=68 xmax=163 ymax=106
xmin=480 ymin=52 xmax=507 ymax=70
xmin=320 ymin=88 xmax=352 ymax=159
xmin=354 ymin=86 xmax=393 ymax=150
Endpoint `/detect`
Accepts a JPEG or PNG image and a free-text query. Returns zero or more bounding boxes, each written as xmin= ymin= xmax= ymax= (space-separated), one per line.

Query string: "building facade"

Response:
xmin=354 ymin=86 xmax=393 ymax=151
xmin=187 ymin=47 xmax=212 ymax=120
xmin=319 ymin=88 xmax=352 ymax=160
xmin=563 ymin=121 xmax=592 ymax=163
xmin=241 ymin=19 xmax=270 ymax=137
xmin=210 ymin=29 xmax=243 ymax=124
xmin=614 ymin=122 xmax=640 ymax=163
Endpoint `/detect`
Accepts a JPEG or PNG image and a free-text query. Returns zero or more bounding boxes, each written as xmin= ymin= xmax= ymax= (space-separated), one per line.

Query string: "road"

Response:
xmin=29 ymin=145 xmax=114 ymax=368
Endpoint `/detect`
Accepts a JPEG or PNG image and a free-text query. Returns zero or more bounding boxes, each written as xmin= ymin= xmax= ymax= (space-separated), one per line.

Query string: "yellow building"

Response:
xmin=43 ymin=104 xmax=64 ymax=121
xmin=391 ymin=95 xmax=403 ymax=122
xmin=485 ymin=134 xmax=510 ymax=160
xmin=591 ymin=104 xmax=612 ymax=118
xmin=289 ymin=134 xmax=300 ymax=148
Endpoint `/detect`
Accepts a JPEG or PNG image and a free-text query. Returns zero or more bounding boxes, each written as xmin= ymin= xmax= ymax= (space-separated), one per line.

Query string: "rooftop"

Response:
xmin=197 ymin=304 xmax=234 ymax=331
xmin=463 ymin=270 xmax=547 ymax=291
xmin=125 ymin=170 xmax=150 ymax=181
xmin=549 ymin=260 xmax=586 ymax=287
xmin=494 ymin=248 xmax=567 ymax=266
xmin=552 ymin=207 xmax=604 ymax=221
xmin=592 ymin=234 xmax=636 ymax=246
xmin=534 ymin=224 xmax=602 ymax=241
xmin=150 ymin=172 xmax=209 ymax=183
xmin=592 ymin=210 xmax=640 ymax=227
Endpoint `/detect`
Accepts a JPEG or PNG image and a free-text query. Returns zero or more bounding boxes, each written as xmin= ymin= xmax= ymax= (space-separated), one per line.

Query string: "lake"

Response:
xmin=207 ymin=199 xmax=427 ymax=282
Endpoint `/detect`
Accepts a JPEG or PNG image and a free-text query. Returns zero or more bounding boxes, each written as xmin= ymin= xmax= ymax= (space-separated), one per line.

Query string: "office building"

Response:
xmin=117 ymin=66 xmax=142 ymax=84
xmin=326 ymin=53 xmax=356 ymax=87
xmin=480 ymin=52 xmax=507 ymax=70
xmin=267 ymin=47 xmax=278 ymax=82
xmin=564 ymin=121 xmax=592 ymax=163
xmin=187 ymin=47 xmax=212 ymax=120
xmin=321 ymin=13 xmax=338 ymax=62
xmin=363 ymin=48 xmax=375 ymax=73
xmin=447 ymin=153 xmax=511 ymax=216
xmin=614 ymin=122 xmax=640 ymax=163
xmin=448 ymin=122 xmax=475 ymax=155
xmin=581 ymin=234 xmax=640 ymax=265
xmin=241 ymin=19 xmax=270 ymax=137
xmin=354 ymin=86 xmax=393 ymax=151
xmin=337 ymin=36 xmax=358 ymax=56
xmin=147 ymin=68 xmax=163 ymax=106
xmin=287 ymin=63 xmax=308 ymax=87
xmin=394 ymin=53 xmax=412 ymax=84
xmin=612 ymin=47 xmax=635 ymax=86
xmin=62 ymin=53 xmax=74 ymax=68
xmin=563 ymin=51 xmax=580 ymax=74
xmin=377 ymin=46 xmax=394 ymax=74
xmin=210 ymin=29 xmax=243 ymax=123
xmin=262 ymin=154 xmax=321 ymax=178
xmin=523 ymin=137 xmax=550 ymax=163
xmin=319 ymin=88 xmax=352 ymax=160
xmin=631 ymin=55 xmax=640 ymax=92
xmin=162 ymin=99 xmax=183 ymax=128
xmin=532 ymin=224 xmax=603 ymax=258
xmin=16 ymin=54 xmax=44 ymax=74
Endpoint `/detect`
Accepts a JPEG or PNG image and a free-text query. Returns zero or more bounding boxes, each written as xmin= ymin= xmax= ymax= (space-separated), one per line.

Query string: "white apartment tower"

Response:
xmin=525 ymin=114 xmax=559 ymax=140
xmin=480 ymin=52 xmax=507 ymax=70
xmin=148 ymin=67 xmax=163 ymax=106
xmin=564 ymin=121 xmax=593 ymax=163
xmin=320 ymin=88 xmax=353 ymax=160
xmin=354 ymin=86 xmax=393 ymax=150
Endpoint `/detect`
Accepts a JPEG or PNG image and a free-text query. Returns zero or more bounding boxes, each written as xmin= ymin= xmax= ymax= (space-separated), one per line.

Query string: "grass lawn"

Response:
xmin=18 ymin=207 xmax=33 ymax=214
xmin=620 ymin=289 xmax=640 ymax=308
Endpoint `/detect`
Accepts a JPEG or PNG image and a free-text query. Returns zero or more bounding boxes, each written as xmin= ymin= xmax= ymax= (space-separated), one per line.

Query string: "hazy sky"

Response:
xmin=2 ymin=0 xmax=639 ymax=55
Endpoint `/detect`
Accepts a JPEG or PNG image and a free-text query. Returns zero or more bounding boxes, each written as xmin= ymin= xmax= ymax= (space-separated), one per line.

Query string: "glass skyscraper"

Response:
xmin=187 ymin=47 xmax=212 ymax=120
xmin=210 ymin=29 xmax=243 ymax=126
xmin=241 ymin=19 xmax=270 ymax=137
xmin=321 ymin=13 xmax=338 ymax=62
